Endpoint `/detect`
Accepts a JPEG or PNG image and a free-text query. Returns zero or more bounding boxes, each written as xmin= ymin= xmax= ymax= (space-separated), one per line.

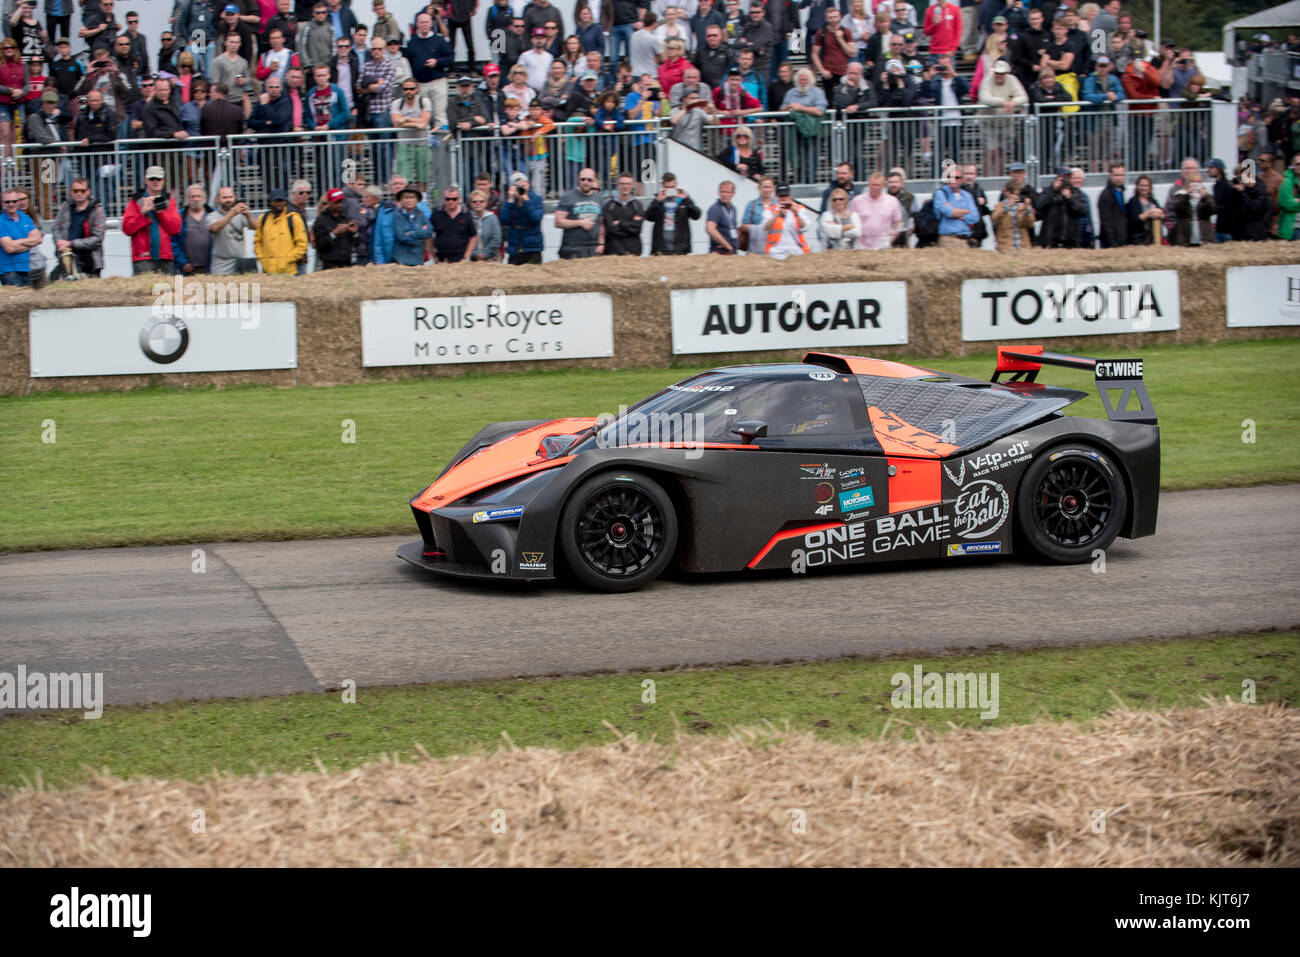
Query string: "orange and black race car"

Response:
xmin=399 ymin=346 xmax=1159 ymax=591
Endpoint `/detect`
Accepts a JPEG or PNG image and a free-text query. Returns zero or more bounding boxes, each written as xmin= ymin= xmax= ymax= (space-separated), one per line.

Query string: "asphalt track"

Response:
xmin=2 ymin=485 xmax=1298 ymax=707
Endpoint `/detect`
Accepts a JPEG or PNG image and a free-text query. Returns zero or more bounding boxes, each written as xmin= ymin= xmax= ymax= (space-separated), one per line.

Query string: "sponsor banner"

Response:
xmin=947 ymin=542 xmax=1002 ymax=557
xmin=944 ymin=441 xmax=1031 ymax=487
xmin=1225 ymin=265 xmax=1300 ymax=327
xmin=472 ymin=506 xmax=525 ymax=523
xmin=961 ymin=271 xmax=1180 ymax=341
xmin=670 ymin=282 xmax=908 ymax=354
xmin=29 ymin=301 xmax=296 ymax=377
xmin=519 ymin=551 xmax=547 ymax=571
xmin=361 ymin=293 xmax=614 ymax=366
xmin=838 ymin=486 xmax=875 ymax=513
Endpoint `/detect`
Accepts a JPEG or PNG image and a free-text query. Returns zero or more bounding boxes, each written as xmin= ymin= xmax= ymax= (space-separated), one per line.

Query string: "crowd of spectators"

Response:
xmin=0 ymin=1 xmax=1295 ymax=283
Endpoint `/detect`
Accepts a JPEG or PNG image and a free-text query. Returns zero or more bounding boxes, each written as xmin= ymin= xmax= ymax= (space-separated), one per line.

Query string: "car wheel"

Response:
xmin=560 ymin=471 xmax=678 ymax=592
xmin=1016 ymin=446 xmax=1128 ymax=563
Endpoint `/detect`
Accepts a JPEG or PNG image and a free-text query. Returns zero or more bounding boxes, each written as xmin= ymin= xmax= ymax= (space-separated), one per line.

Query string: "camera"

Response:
xmin=663 ymin=187 xmax=679 ymax=197
xmin=648 ymin=89 xmax=659 ymax=100
xmin=1134 ymin=29 xmax=1147 ymax=39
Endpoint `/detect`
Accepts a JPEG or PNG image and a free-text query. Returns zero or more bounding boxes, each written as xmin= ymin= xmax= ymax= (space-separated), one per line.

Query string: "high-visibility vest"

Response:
xmin=765 ymin=210 xmax=810 ymax=255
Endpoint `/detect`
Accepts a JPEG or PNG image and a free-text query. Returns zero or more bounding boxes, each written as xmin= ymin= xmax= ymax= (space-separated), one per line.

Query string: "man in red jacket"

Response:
xmin=923 ymin=1 xmax=962 ymax=62
xmin=121 ymin=165 xmax=183 ymax=274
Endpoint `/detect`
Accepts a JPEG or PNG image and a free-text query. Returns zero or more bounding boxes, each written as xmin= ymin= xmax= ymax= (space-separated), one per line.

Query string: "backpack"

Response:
xmin=912 ymin=196 xmax=939 ymax=245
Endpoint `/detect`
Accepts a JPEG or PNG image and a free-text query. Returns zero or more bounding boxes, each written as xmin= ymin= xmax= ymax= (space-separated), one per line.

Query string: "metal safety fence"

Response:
xmin=0 ymin=98 xmax=1215 ymax=223
xmin=4 ymin=137 xmax=223 ymax=221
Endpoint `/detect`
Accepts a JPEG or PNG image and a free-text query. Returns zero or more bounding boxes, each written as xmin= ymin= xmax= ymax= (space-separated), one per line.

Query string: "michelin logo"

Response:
xmin=838 ymin=486 xmax=874 ymax=513
xmin=472 ymin=506 xmax=525 ymax=523
xmin=947 ymin=542 xmax=1002 ymax=557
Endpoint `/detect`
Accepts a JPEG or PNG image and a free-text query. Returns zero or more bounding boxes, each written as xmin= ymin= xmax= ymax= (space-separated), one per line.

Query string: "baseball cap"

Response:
xmin=395 ymin=187 xmax=422 ymax=200
xmin=539 ymin=95 xmax=559 ymax=108
xmin=40 ymin=89 xmax=57 ymax=103
xmin=532 ymin=27 xmax=545 ymax=35
xmin=326 ymin=188 xmax=345 ymax=202
xmin=906 ymin=59 xmax=923 ymax=72
xmin=1053 ymin=8 xmax=1067 ymax=19
xmin=1255 ymin=33 xmax=1272 ymax=42
xmin=386 ymin=35 xmax=401 ymax=44
xmin=901 ymin=30 xmax=916 ymax=43
xmin=269 ymin=188 xmax=288 ymax=201
xmin=1207 ymin=157 xmax=1226 ymax=170
xmin=1055 ymin=166 xmax=1071 ymax=177
xmin=775 ymin=183 xmax=791 ymax=196
xmin=223 ymin=3 xmax=239 ymax=12
xmin=581 ymin=70 xmax=597 ymax=80
xmin=992 ymin=15 xmax=1006 ymax=24
xmin=1007 ymin=162 xmax=1026 ymax=172
xmin=886 ymin=59 xmax=904 ymax=73
xmin=456 ymin=74 xmax=474 ymax=84
xmin=509 ymin=171 xmax=529 ymax=185
xmin=726 ymin=67 xmax=742 ymax=76
xmin=483 ymin=63 xmax=500 ymax=75
xmin=145 ymin=165 xmax=165 ymax=179
xmin=993 ymin=59 xmax=1010 ymax=74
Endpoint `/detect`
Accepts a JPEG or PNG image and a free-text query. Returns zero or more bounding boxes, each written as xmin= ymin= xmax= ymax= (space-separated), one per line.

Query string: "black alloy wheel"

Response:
xmin=1016 ymin=446 xmax=1128 ymax=563
xmin=560 ymin=471 xmax=678 ymax=591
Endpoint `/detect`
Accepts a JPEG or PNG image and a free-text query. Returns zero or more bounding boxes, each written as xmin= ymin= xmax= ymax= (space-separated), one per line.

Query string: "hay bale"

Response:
xmin=1 ymin=701 xmax=1294 ymax=866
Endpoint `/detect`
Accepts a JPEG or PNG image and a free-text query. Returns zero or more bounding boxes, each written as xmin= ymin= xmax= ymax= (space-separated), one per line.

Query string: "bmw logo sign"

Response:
xmin=139 ymin=315 xmax=190 ymax=364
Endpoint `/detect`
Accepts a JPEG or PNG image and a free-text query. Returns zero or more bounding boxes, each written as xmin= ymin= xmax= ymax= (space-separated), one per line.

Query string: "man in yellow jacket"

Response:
xmin=255 ymin=189 xmax=309 ymax=274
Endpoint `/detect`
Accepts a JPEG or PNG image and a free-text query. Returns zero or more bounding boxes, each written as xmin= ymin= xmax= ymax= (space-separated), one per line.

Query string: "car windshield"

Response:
xmin=591 ymin=368 xmax=864 ymax=447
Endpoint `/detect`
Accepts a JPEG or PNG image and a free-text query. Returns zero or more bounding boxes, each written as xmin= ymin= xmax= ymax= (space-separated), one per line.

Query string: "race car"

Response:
xmin=399 ymin=346 xmax=1159 ymax=591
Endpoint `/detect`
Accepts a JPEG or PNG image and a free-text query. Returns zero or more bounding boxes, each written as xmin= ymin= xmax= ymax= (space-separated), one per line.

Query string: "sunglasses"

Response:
xmin=2 ymin=199 xmax=19 ymax=204
xmin=147 ymin=176 xmax=164 ymax=181
xmin=71 ymin=187 xmax=89 ymax=193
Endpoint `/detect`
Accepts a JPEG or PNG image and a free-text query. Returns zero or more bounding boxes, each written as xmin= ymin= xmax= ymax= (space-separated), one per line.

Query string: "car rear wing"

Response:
xmin=991 ymin=345 xmax=1156 ymax=424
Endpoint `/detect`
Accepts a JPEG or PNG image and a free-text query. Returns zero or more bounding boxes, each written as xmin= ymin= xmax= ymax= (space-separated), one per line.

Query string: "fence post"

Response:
xmin=1025 ymin=107 xmax=1040 ymax=190
xmin=653 ymin=127 xmax=667 ymax=194
xmin=447 ymin=133 xmax=461 ymax=189
xmin=212 ymin=145 xmax=230 ymax=199
xmin=830 ymin=117 xmax=846 ymax=168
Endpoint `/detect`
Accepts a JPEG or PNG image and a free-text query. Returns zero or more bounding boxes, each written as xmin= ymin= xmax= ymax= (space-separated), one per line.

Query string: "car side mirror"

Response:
xmin=731 ymin=420 xmax=767 ymax=443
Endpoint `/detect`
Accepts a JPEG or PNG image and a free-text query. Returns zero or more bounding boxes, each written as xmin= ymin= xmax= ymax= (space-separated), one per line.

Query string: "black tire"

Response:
xmin=1016 ymin=446 xmax=1128 ymax=563
xmin=560 ymin=470 xmax=678 ymax=592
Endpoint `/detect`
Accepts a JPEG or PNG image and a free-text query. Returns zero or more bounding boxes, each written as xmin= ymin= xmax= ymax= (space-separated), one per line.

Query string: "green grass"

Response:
xmin=2 ymin=631 xmax=1294 ymax=790
xmin=1 ymin=339 xmax=1297 ymax=551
